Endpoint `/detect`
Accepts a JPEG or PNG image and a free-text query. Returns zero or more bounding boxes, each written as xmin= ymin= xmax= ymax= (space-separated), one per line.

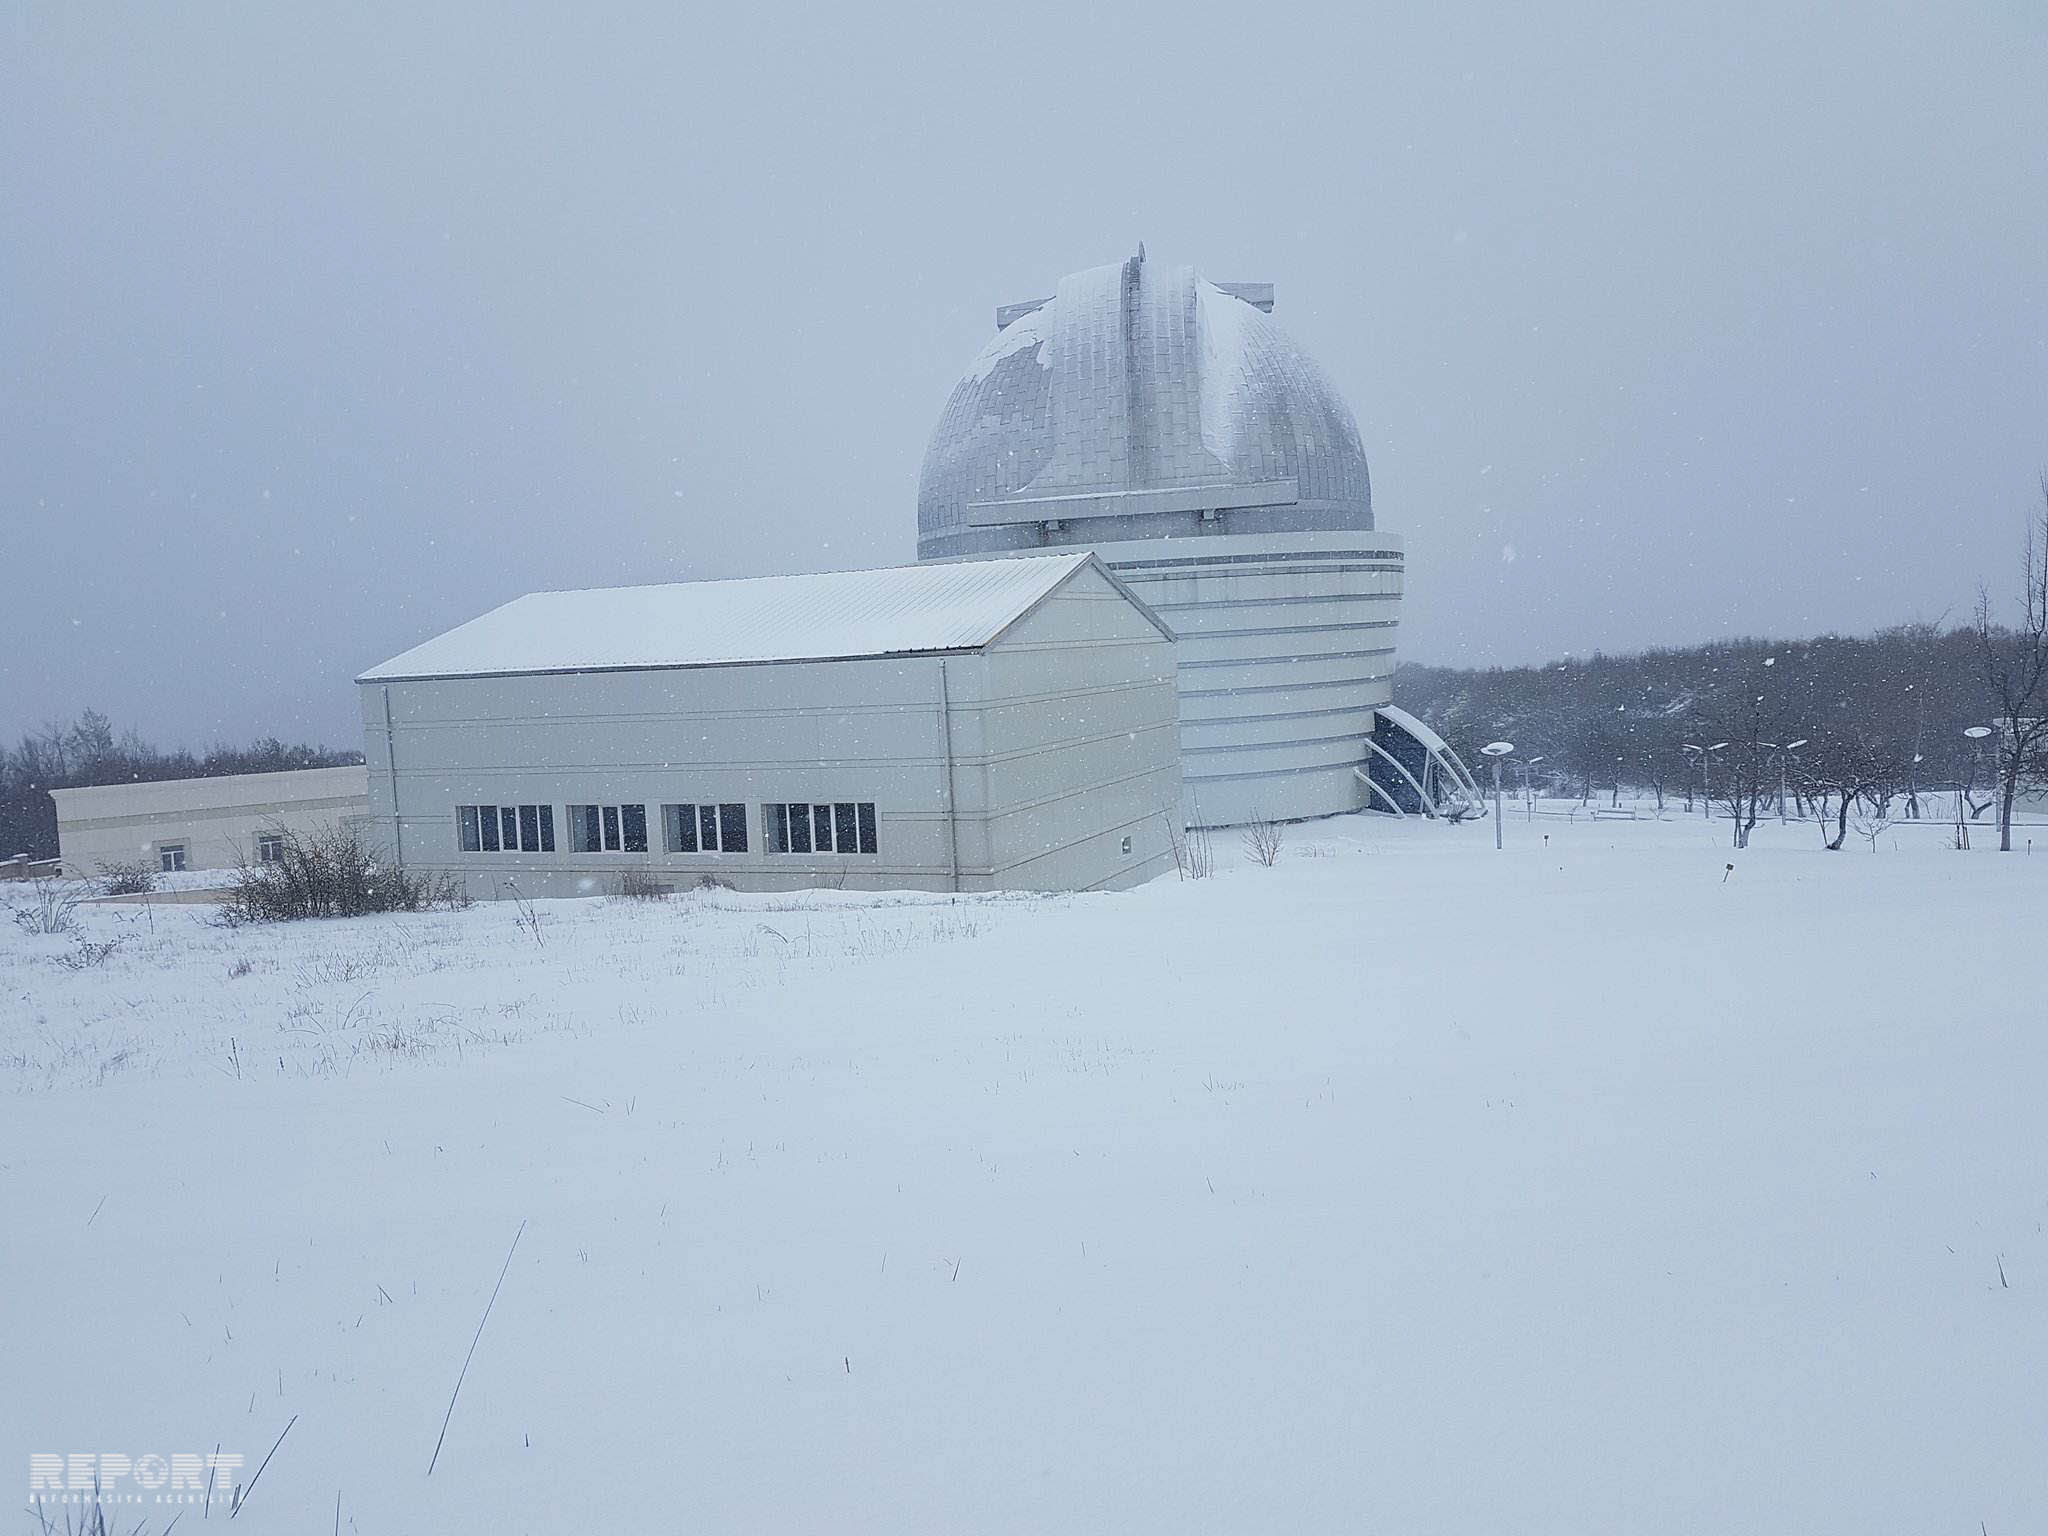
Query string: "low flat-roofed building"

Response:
xmin=51 ymin=764 xmax=371 ymax=876
xmin=356 ymin=552 xmax=1181 ymax=897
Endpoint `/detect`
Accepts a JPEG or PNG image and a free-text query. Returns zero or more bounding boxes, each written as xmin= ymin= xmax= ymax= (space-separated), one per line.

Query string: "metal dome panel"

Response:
xmin=917 ymin=251 xmax=1373 ymax=560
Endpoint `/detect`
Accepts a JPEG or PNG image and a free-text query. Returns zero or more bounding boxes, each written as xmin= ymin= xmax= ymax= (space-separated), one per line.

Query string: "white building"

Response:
xmin=51 ymin=764 xmax=371 ymax=875
xmin=356 ymin=552 xmax=1181 ymax=897
xmin=918 ymin=247 xmax=1478 ymax=825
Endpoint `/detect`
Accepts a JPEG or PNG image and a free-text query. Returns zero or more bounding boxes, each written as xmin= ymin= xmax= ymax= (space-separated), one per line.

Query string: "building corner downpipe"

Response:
xmin=939 ymin=659 xmax=961 ymax=893
xmin=381 ymin=684 xmax=404 ymax=867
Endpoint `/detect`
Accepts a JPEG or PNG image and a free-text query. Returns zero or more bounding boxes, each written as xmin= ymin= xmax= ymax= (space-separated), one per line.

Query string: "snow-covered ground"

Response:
xmin=4 ymin=810 xmax=2045 ymax=1533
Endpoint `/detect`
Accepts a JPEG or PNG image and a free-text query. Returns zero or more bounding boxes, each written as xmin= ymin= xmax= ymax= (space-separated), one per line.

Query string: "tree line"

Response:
xmin=1397 ymin=482 xmax=2048 ymax=851
xmin=1397 ymin=622 xmax=2043 ymax=850
xmin=1 ymin=710 xmax=363 ymax=861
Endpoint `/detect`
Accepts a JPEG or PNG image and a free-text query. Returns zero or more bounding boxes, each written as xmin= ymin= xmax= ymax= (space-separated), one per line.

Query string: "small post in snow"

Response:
xmin=1481 ymin=742 xmax=1515 ymax=851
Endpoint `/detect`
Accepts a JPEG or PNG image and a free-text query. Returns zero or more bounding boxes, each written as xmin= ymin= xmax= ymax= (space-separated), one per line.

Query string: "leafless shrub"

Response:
xmin=615 ymin=867 xmax=672 ymax=900
xmin=1241 ymin=811 xmax=1284 ymax=867
xmin=52 ymin=935 xmax=123 ymax=970
xmin=218 ymin=824 xmax=465 ymax=924
xmin=1852 ymin=795 xmax=1896 ymax=853
xmin=8 ymin=876 xmax=86 ymax=934
xmin=96 ymin=859 xmax=157 ymax=895
xmin=1169 ymin=821 xmax=1213 ymax=881
xmin=696 ymin=874 xmax=735 ymax=891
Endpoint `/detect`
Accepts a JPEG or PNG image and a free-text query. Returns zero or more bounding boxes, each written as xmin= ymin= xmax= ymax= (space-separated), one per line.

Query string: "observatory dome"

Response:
xmin=917 ymin=250 xmax=1374 ymax=560
xmin=915 ymin=249 xmax=1464 ymax=829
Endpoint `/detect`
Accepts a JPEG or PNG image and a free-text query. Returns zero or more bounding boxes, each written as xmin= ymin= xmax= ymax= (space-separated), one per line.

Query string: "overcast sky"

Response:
xmin=3 ymin=2 xmax=2044 ymax=749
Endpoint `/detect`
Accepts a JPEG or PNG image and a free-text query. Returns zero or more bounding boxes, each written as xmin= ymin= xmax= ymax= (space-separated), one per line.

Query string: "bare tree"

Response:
xmin=1972 ymin=477 xmax=2048 ymax=851
xmin=1800 ymin=731 xmax=1897 ymax=852
xmin=1703 ymin=656 xmax=1798 ymax=849
xmin=1715 ymin=741 xmax=1774 ymax=849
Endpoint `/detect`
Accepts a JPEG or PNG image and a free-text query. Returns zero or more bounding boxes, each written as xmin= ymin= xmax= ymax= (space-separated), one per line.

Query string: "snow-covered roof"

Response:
xmin=1375 ymin=703 xmax=1455 ymax=758
xmin=358 ymin=553 xmax=1141 ymax=682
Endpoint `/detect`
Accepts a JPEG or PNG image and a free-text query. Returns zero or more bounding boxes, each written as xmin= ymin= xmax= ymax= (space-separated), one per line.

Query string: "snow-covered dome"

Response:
xmin=917 ymin=248 xmax=1374 ymax=559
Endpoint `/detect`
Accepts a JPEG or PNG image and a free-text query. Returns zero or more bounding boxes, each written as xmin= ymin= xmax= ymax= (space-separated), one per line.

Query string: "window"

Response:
xmin=567 ymin=804 xmax=647 ymax=854
xmin=764 ymin=802 xmax=877 ymax=854
xmin=457 ymin=805 xmax=555 ymax=853
xmin=661 ymin=803 xmax=747 ymax=853
xmin=158 ymin=843 xmax=187 ymax=873
xmin=256 ymin=833 xmax=284 ymax=864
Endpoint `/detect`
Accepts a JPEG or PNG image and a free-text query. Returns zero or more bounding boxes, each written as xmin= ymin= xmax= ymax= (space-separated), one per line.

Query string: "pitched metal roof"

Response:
xmin=358 ymin=552 xmax=1145 ymax=682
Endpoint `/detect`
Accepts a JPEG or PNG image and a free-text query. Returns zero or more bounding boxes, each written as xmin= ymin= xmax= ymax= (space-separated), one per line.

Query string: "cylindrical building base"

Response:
xmin=1085 ymin=529 xmax=1405 ymax=828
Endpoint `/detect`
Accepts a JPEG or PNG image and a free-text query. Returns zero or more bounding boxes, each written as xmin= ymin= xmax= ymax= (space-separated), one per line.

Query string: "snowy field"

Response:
xmin=4 ymin=809 xmax=2045 ymax=1533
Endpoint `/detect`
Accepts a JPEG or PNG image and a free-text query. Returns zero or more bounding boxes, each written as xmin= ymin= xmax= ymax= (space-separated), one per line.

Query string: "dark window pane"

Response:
xmin=480 ymin=805 xmax=501 ymax=852
xmin=581 ymin=805 xmax=602 ymax=852
xmin=857 ymin=802 xmax=877 ymax=854
xmin=538 ymin=805 xmax=556 ymax=852
xmin=458 ymin=806 xmax=480 ymax=853
xmin=666 ymin=804 xmax=696 ymax=853
xmin=788 ymin=803 xmax=811 ymax=853
xmin=500 ymin=807 xmax=519 ymax=850
xmin=694 ymin=805 xmax=714 ymax=851
xmin=622 ymin=804 xmax=647 ymax=853
xmin=813 ymin=804 xmax=833 ymax=851
xmin=835 ymin=803 xmax=857 ymax=854
xmin=519 ymin=805 xmax=541 ymax=852
xmin=601 ymin=805 xmax=620 ymax=851
xmin=720 ymin=804 xmax=747 ymax=852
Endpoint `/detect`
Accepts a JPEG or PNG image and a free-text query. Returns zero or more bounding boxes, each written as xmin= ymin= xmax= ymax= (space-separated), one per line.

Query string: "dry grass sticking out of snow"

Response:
xmin=0 ymin=886 xmax=1044 ymax=1093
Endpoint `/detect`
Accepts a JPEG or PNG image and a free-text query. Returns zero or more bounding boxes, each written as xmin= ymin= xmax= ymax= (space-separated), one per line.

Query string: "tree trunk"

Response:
xmin=2000 ymin=770 xmax=2019 ymax=852
xmin=1827 ymin=792 xmax=1850 ymax=851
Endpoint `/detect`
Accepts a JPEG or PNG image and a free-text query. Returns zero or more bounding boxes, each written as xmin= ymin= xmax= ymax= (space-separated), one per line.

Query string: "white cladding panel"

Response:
xmin=974 ymin=566 xmax=1182 ymax=886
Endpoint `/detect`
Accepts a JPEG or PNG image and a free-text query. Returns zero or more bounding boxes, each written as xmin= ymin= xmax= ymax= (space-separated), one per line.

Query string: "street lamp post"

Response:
xmin=1682 ymin=742 xmax=1728 ymax=821
xmin=1961 ymin=725 xmax=1994 ymax=849
xmin=1522 ymin=755 xmax=1545 ymax=821
xmin=1481 ymin=741 xmax=1515 ymax=850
